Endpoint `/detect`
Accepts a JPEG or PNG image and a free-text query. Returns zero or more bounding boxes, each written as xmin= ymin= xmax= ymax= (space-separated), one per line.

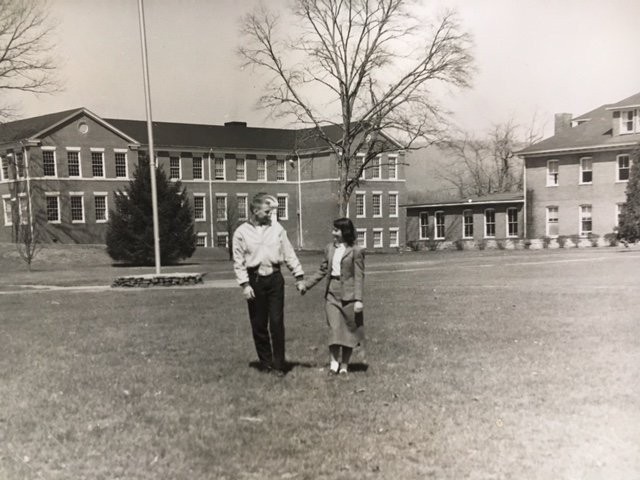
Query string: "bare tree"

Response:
xmin=436 ymin=119 xmax=544 ymax=198
xmin=240 ymin=0 xmax=474 ymax=215
xmin=0 ymin=0 xmax=58 ymax=118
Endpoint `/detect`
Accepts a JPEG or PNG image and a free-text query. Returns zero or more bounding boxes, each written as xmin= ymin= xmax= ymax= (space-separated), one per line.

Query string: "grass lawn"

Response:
xmin=1 ymin=245 xmax=639 ymax=479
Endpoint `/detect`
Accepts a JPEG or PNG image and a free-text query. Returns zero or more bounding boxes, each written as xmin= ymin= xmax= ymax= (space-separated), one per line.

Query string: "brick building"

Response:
xmin=0 ymin=108 xmax=406 ymax=250
xmin=519 ymin=92 xmax=640 ymax=239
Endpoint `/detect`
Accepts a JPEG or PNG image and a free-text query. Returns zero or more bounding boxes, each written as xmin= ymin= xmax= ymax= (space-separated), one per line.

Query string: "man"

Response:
xmin=232 ymin=193 xmax=306 ymax=375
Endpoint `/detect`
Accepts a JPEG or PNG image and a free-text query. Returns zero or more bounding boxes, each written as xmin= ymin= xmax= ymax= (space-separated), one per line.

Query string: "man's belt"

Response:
xmin=247 ymin=264 xmax=281 ymax=276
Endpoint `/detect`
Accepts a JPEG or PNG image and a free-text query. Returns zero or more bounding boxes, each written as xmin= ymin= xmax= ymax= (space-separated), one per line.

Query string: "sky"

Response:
xmin=4 ymin=0 xmax=640 ymax=140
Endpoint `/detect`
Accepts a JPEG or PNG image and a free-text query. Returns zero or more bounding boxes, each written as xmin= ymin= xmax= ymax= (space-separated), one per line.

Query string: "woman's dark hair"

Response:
xmin=333 ymin=217 xmax=356 ymax=246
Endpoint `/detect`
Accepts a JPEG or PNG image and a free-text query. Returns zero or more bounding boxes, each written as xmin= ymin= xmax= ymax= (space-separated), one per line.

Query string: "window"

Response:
xmin=42 ymin=149 xmax=56 ymax=177
xmin=70 ymin=194 xmax=84 ymax=223
xmin=216 ymin=194 xmax=227 ymax=221
xmin=388 ymin=155 xmax=398 ymax=180
xmin=579 ymin=205 xmax=592 ymax=236
xmin=616 ymin=203 xmax=625 ymax=227
xmin=435 ymin=211 xmax=445 ymax=239
xmin=192 ymin=157 xmax=203 ymax=180
xmin=579 ymin=157 xmax=592 ymax=184
xmin=356 ymin=228 xmax=367 ymax=247
xmin=507 ymin=207 xmax=518 ymax=237
xmin=463 ymin=210 xmax=473 ymax=239
xmin=46 ymin=195 xmax=60 ymax=223
xmin=373 ymin=228 xmax=383 ymax=248
xmin=196 ymin=233 xmax=207 ymax=247
xmin=276 ymin=159 xmax=286 ymax=181
xmin=257 ymin=159 xmax=266 ymax=181
xmin=169 ymin=157 xmax=181 ymax=179
xmin=216 ymin=232 xmax=229 ymax=248
xmin=389 ymin=228 xmax=399 ymax=247
xmin=16 ymin=153 xmax=25 ymax=179
xmin=371 ymin=155 xmax=381 ymax=179
xmin=2 ymin=196 xmax=12 ymax=225
xmin=237 ymin=194 xmax=248 ymax=220
xmin=115 ymin=152 xmax=128 ymax=178
xmin=18 ymin=195 xmax=28 ymax=225
xmin=1 ymin=157 xmax=9 ymax=180
xmin=547 ymin=159 xmax=559 ymax=186
xmin=91 ymin=151 xmax=105 ymax=178
xmin=236 ymin=158 xmax=246 ymax=181
xmin=388 ymin=192 xmax=398 ymax=218
xmin=94 ymin=194 xmax=108 ymax=222
xmin=620 ymin=109 xmax=636 ymax=134
xmin=67 ymin=150 xmax=81 ymax=177
xmin=617 ymin=154 xmax=630 ymax=181
xmin=419 ymin=212 xmax=429 ymax=239
xmin=484 ymin=209 xmax=495 ymax=237
xmin=193 ymin=194 xmax=206 ymax=221
xmin=355 ymin=154 xmax=365 ymax=179
xmin=546 ymin=206 xmax=559 ymax=237
xmin=277 ymin=194 xmax=288 ymax=220
xmin=214 ymin=158 xmax=225 ymax=180
xmin=372 ymin=192 xmax=382 ymax=217
xmin=355 ymin=192 xmax=366 ymax=218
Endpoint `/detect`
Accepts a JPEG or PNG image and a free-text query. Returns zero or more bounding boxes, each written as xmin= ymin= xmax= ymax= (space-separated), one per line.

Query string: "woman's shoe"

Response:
xmin=329 ymin=360 xmax=340 ymax=375
xmin=338 ymin=364 xmax=348 ymax=375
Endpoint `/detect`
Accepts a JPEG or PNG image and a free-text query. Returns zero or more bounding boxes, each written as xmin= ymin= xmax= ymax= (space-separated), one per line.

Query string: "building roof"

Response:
xmin=0 ymin=108 xmax=83 ymax=144
xmin=518 ymin=92 xmax=640 ymax=156
xmin=402 ymin=192 xmax=524 ymax=208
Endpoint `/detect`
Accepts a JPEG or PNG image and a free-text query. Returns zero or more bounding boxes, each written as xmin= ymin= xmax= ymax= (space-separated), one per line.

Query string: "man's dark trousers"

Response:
xmin=247 ymin=270 xmax=286 ymax=371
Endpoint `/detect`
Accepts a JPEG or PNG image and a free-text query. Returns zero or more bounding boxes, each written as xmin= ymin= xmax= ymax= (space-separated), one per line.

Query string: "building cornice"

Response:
xmin=518 ymin=142 xmax=638 ymax=157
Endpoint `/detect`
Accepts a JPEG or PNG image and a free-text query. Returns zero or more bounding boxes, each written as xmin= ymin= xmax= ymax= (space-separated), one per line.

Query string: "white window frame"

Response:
xmin=69 ymin=192 xmax=85 ymax=224
xmin=372 ymin=191 xmax=382 ymax=218
xmin=216 ymin=231 xmax=229 ymax=248
xmin=506 ymin=207 xmax=518 ymax=238
xmin=257 ymin=159 xmax=267 ymax=181
xmin=66 ymin=147 xmax=82 ymax=178
xmin=237 ymin=193 xmax=248 ymax=220
xmin=90 ymin=148 xmax=105 ymax=178
xmin=276 ymin=159 xmax=287 ymax=182
xmin=579 ymin=157 xmax=592 ymax=185
xmin=169 ymin=157 xmax=181 ymax=180
xmin=389 ymin=227 xmax=399 ymax=247
xmin=196 ymin=232 xmax=208 ymax=247
xmin=236 ymin=158 xmax=246 ymax=181
xmin=434 ymin=211 xmax=445 ymax=240
xmin=462 ymin=209 xmax=473 ymax=239
xmin=546 ymin=206 xmax=559 ymax=237
xmin=193 ymin=193 xmax=206 ymax=222
xmin=114 ymin=149 xmax=129 ymax=179
xmin=620 ymin=109 xmax=636 ymax=134
xmin=45 ymin=192 xmax=61 ymax=224
xmin=355 ymin=191 xmax=366 ymax=218
xmin=579 ymin=204 xmax=592 ymax=237
xmin=388 ymin=191 xmax=398 ymax=218
xmin=355 ymin=153 xmax=365 ymax=180
xmin=1 ymin=156 xmax=8 ymax=181
xmin=388 ymin=154 xmax=398 ymax=180
xmin=41 ymin=146 xmax=57 ymax=178
xmin=15 ymin=153 xmax=25 ymax=180
xmin=277 ymin=194 xmax=289 ymax=220
xmin=192 ymin=156 xmax=203 ymax=180
xmin=616 ymin=203 xmax=624 ymax=228
xmin=484 ymin=208 xmax=496 ymax=238
xmin=617 ymin=154 xmax=631 ymax=182
xmin=214 ymin=158 xmax=226 ymax=180
xmin=419 ymin=211 xmax=429 ymax=240
xmin=94 ymin=192 xmax=109 ymax=223
xmin=2 ymin=194 xmax=12 ymax=226
xmin=216 ymin=193 xmax=227 ymax=221
xmin=547 ymin=159 xmax=559 ymax=186
xmin=372 ymin=228 xmax=383 ymax=248
xmin=371 ymin=155 xmax=381 ymax=179
xmin=356 ymin=228 xmax=367 ymax=248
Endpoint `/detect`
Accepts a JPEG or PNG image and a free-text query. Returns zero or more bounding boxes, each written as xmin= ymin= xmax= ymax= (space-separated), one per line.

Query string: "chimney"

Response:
xmin=554 ymin=113 xmax=572 ymax=135
xmin=224 ymin=121 xmax=247 ymax=127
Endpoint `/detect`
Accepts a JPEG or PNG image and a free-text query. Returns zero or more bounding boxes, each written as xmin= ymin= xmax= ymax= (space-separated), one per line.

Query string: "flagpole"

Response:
xmin=137 ymin=0 xmax=161 ymax=274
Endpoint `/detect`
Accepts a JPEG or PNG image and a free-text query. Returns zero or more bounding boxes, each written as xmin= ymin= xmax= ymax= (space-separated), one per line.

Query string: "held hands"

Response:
xmin=296 ymin=282 xmax=307 ymax=295
xmin=242 ymin=285 xmax=255 ymax=300
xmin=354 ymin=301 xmax=364 ymax=313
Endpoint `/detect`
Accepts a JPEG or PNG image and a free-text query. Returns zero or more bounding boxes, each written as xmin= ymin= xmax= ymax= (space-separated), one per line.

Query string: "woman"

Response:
xmin=304 ymin=218 xmax=365 ymax=375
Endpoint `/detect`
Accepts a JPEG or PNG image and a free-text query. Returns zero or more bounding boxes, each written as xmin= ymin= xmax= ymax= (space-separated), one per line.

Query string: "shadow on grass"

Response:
xmin=248 ymin=360 xmax=369 ymax=375
xmin=110 ymin=262 xmax=203 ymax=268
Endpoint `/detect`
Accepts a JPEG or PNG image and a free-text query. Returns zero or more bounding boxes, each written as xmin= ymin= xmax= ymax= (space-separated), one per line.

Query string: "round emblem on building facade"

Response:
xmin=78 ymin=122 xmax=89 ymax=134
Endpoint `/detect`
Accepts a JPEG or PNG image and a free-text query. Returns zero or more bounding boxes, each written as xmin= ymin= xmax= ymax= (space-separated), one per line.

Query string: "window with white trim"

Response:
xmin=236 ymin=158 xmax=246 ymax=181
xmin=388 ymin=155 xmax=398 ymax=180
xmin=214 ymin=158 xmax=225 ymax=180
xmin=546 ymin=206 xmax=559 ymax=237
xmin=2 ymin=196 xmax=12 ymax=225
xmin=617 ymin=154 xmax=630 ymax=181
xmin=257 ymin=159 xmax=266 ymax=181
xmin=276 ymin=160 xmax=286 ymax=181
xmin=463 ymin=210 xmax=473 ymax=239
xmin=356 ymin=228 xmax=366 ymax=247
xmin=196 ymin=232 xmax=207 ymax=247
xmin=435 ymin=211 xmax=445 ymax=239
xmin=18 ymin=195 xmax=28 ymax=225
xmin=547 ymin=159 xmax=559 ymax=186
xmin=216 ymin=232 xmax=229 ymax=248
xmin=1 ymin=157 xmax=9 ymax=180
xmin=419 ymin=212 xmax=429 ymax=239
xmin=67 ymin=150 xmax=81 ymax=177
xmin=579 ymin=205 xmax=592 ymax=236
xmin=115 ymin=152 xmax=128 ymax=178
xmin=192 ymin=157 xmax=203 ymax=180
xmin=46 ymin=194 xmax=60 ymax=223
xmin=355 ymin=154 xmax=365 ymax=179
xmin=216 ymin=194 xmax=227 ymax=221
xmin=193 ymin=194 xmax=206 ymax=221
xmin=42 ymin=149 xmax=57 ymax=177
xmin=371 ymin=155 xmax=381 ymax=179
xmin=620 ymin=109 xmax=637 ymax=134
xmin=388 ymin=192 xmax=398 ymax=217
xmin=373 ymin=228 xmax=383 ymax=248
xmin=579 ymin=157 xmax=592 ymax=184
xmin=16 ymin=153 xmax=25 ymax=179
xmin=94 ymin=194 xmax=108 ymax=223
xmin=70 ymin=194 xmax=85 ymax=223
xmin=276 ymin=194 xmax=288 ymax=220
xmin=484 ymin=209 xmax=495 ymax=238
xmin=237 ymin=194 xmax=248 ymax=220
xmin=355 ymin=192 xmax=366 ymax=218
xmin=169 ymin=157 xmax=181 ymax=179
xmin=389 ymin=228 xmax=399 ymax=247
xmin=91 ymin=152 xmax=105 ymax=178
xmin=616 ymin=203 xmax=625 ymax=227
xmin=507 ymin=207 xmax=518 ymax=237
xmin=372 ymin=193 xmax=382 ymax=217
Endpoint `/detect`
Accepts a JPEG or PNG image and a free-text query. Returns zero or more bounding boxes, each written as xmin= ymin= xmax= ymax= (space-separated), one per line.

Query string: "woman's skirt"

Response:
xmin=325 ymin=280 xmax=364 ymax=348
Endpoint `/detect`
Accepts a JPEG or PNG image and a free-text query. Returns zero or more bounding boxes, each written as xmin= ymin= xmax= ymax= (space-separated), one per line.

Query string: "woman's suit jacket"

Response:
xmin=305 ymin=243 xmax=365 ymax=302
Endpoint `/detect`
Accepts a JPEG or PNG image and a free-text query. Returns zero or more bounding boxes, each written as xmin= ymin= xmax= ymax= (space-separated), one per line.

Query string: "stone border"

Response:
xmin=111 ymin=273 xmax=207 ymax=288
